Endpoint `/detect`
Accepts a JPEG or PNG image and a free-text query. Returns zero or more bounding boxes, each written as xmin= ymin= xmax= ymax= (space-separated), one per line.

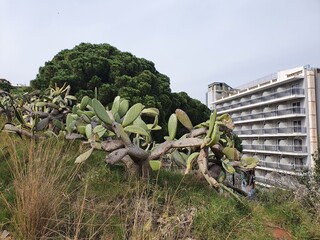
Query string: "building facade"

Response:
xmin=207 ymin=66 xmax=320 ymax=187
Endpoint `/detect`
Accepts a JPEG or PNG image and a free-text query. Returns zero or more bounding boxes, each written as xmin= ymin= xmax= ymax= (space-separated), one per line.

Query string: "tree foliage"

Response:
xmin=31 ymin=43 xmax=210 ymax=139
xmin=0 ymin=82 xmax=13 ymax=92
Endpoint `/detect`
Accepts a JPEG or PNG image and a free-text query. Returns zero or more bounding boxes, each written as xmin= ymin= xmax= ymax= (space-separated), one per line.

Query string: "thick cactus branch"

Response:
xmin=197 ymin=148 xmax=220 ymax=189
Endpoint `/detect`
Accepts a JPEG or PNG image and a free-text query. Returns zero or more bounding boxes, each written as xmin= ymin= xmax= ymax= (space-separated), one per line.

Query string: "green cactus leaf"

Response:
xmin=226 ymin=136 xmax=233 ymax=148
xmin=222 ymin=160 xmax=235 ymax=173
xmin=80 ymin=96 xmax=90 ymax=110
xmin=122 ymin=103 xmax=144 ymax=127
xmin=72 ymin=105 xmax=77 ymax=114
xmin=96 ymin=129 xmax=107 ymax=138
xmin=171 ymin=150 xmax=186 ymax=167
xmin=113 ymin=123 xmax=132 ymax=145
xmin=90 ymin=141 xmax=102 ymax=150
xmin=75 ymin=147 xmax=94 ymax=163
xmin=13 ymin=107 xmax=25 ymax=125
xmin=113 ymin=112 xmax=120 ymax=123
xmin=53 ymin=119 xmax=63 ymax=130
xmin=118 ymin=99 xmax=129 ymax=118
xmin=85 ymin=124 xmax=92 ymax=139
xmin=149 ymin=160 xmax=161 ymax=171
xmin=207 ymin=109 xmax=217 ymax=138
xmin=217 ymin=171 xmax=226 ymax=183
xmin=47 ymin=103 xmax=60 ymax=109
xmin=35 ymin=102 xmax=47 ymax=107
xmin=186 ymin=152 xmax=199 ymax=171
xmin=223 ymin=147 xmax=240 ymax=161
xmin=66 ymin=114 xmax=73 ymax=127
xmin=133 ymin=117 xmax=149 ymax=131
xmin=77 ymin=125 xmax=86 ymax=134
xmin=124 ymin=125 xmax=149 ymax=137
xmin=180 ymin=152 xmax=188 ymax=160
xmin=93 ymin=125 xmax=105 ymax=133
xmin=240 ymin=157 xmax=259 ymax=168
xmin=92 ymin=98 xmax=112 ymax=125
xmin=164 ymin=136 xmax=171 ymax=141
xmin=175 ymin=109 xmax=193 ymax=131
xmin=65 ymin=95 xmax=77 ymax=101
xmin=36 ymin=117 xmax=49 ymax=131
xmin=211 ymin=125 xmax=220 ymax=144
xmin=76 ymin=109 xmax=84 ymax=117
xmin=83 ymin=111 xmax=95 ymax=118
xmin=111 ymin=96 xmax=120 ymax=115
xmin=141 ymin=108 xmax=159 ymax=117
xmin=218 ymin=113 xmax=234 ymax=129
xmin=147 ymin=124 xmax=162 ymax=131
xmin=80 ymin=114 xmax=91 ymax=123
xmin=168 ymin=113 xmax=178 ymax=140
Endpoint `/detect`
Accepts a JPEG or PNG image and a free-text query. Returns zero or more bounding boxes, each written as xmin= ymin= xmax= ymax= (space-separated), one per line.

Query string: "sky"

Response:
xmin=0 ymin=0 xmax=319 ymax=104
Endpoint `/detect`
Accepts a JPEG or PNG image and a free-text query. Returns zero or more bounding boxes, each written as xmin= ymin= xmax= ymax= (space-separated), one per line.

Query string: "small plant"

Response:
xmin=1 ymin=83 xmax=75 ymax=139
xmin=1 ymin=137 xmax=79 ymax=239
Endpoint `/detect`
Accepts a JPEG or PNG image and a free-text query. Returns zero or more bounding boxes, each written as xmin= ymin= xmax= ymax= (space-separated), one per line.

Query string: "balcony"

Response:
xmin=233 ymin=127 xmax=307 ymax=136
xmin=231 ymin=107 xmax=305 ymax=122
xmin=242 ymin=144 xmax=308 ymax=153
xmin=258 ymin=161 xmax=298 ymax=170
xmin=216 ymin=87 xmax=305 ymax=111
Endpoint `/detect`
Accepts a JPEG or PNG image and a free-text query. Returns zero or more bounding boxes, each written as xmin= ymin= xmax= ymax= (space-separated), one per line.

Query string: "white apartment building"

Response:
xmin=207 ymin=66 xmax=320 ymax=187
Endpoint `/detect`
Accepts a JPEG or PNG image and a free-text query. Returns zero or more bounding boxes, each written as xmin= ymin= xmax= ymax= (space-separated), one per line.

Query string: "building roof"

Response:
xmin=208 ymin=82 xmax=233 ymax=89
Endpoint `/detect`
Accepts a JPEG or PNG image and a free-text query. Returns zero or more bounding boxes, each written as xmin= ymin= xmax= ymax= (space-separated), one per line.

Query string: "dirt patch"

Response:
xmin=266 ymin=225 xmax=292 ymax=240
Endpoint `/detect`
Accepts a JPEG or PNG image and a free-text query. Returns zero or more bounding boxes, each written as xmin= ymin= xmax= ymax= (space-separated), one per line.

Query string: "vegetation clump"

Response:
xmin=0 ymin=133 xmax=319 ymax=239
xmin=0 ymin=84 xmax=258 ymax=199
xmin=30 ymin=42 xmax=210 ymax=140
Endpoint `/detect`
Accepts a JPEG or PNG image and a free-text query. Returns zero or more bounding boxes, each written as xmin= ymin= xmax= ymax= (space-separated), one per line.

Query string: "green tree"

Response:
xmin=31 ymin=42 xmax=210 ymax=139
xmin=0 ymin=82 xmax=13 ymax=92
xmin=233 ymin=134 xmax=243 ymax=153
xmin=169 ymin=92 xmax=211 ymax=138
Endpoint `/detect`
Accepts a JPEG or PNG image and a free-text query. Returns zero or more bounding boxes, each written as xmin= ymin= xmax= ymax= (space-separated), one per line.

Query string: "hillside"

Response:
xmin=0 ymin=129 xmax=319 ymax=239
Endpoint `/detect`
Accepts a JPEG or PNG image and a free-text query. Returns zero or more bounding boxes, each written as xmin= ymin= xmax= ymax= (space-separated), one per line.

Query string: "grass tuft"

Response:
xmin=1 ymin=135 xmax=79 ymax=239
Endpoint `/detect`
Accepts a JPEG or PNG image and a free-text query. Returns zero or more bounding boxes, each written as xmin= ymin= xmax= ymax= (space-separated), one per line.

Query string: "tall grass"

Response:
xmin=1 ymin=134 xmax=79 ymax=239
xmin=1 ymin=126 xmax=320 ymax=239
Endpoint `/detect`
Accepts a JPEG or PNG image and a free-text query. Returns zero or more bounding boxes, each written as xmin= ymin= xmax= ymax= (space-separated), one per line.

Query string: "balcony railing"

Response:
xmin=242 ymin=144 xmax=308 ymax=153
xmin=257 ymin=161 xmax=309 ymax=172
xmin=217 ymin=87 xmax=304 ymax=111
xmin=231 ymin=107 xmax=305 ymax=122
xmin=233 ymin=127 xmax=307 ymax=135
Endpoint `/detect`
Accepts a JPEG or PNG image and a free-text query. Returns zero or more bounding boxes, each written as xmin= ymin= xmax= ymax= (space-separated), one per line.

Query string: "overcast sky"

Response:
xmin=0 ymin=0 xmax=319 ymax=103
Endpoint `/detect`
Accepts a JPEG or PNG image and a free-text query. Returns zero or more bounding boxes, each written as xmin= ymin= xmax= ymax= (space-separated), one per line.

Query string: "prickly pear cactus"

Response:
xmin=0 ymin=84 xmax=259 ymax=199
xmin=67 ymin=95 xmax=163 ymax=177
xmin=0 ymin=83 xmax=76 ymax=139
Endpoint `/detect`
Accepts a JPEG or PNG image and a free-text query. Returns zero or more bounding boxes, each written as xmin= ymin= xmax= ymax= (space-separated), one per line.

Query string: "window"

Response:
xmin=294 ymin=139 xmax=302 ymax=152
xmin=292 ymin=84 xmax=299 ymax=94
xmin=294 ymin=158 xmax=304 ymax=170
xmin=293 ymin=120 xmax=302 ymax=132
xmin=292 ymin=102 xmax=300 ymax=113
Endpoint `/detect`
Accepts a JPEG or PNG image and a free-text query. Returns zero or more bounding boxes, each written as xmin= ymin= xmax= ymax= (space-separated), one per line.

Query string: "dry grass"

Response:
xmin=1 ymin=126 xmax=320 ymax=239
xmin=1 ymin=135 xmax=79 ymax=239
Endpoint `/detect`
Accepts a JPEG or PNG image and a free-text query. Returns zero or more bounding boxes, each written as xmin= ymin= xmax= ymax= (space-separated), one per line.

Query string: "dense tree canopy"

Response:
xmin=31 ymin=43 xmax=210 ymax=138
xmin=0 ymin=81 xmax=13 ymax=92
